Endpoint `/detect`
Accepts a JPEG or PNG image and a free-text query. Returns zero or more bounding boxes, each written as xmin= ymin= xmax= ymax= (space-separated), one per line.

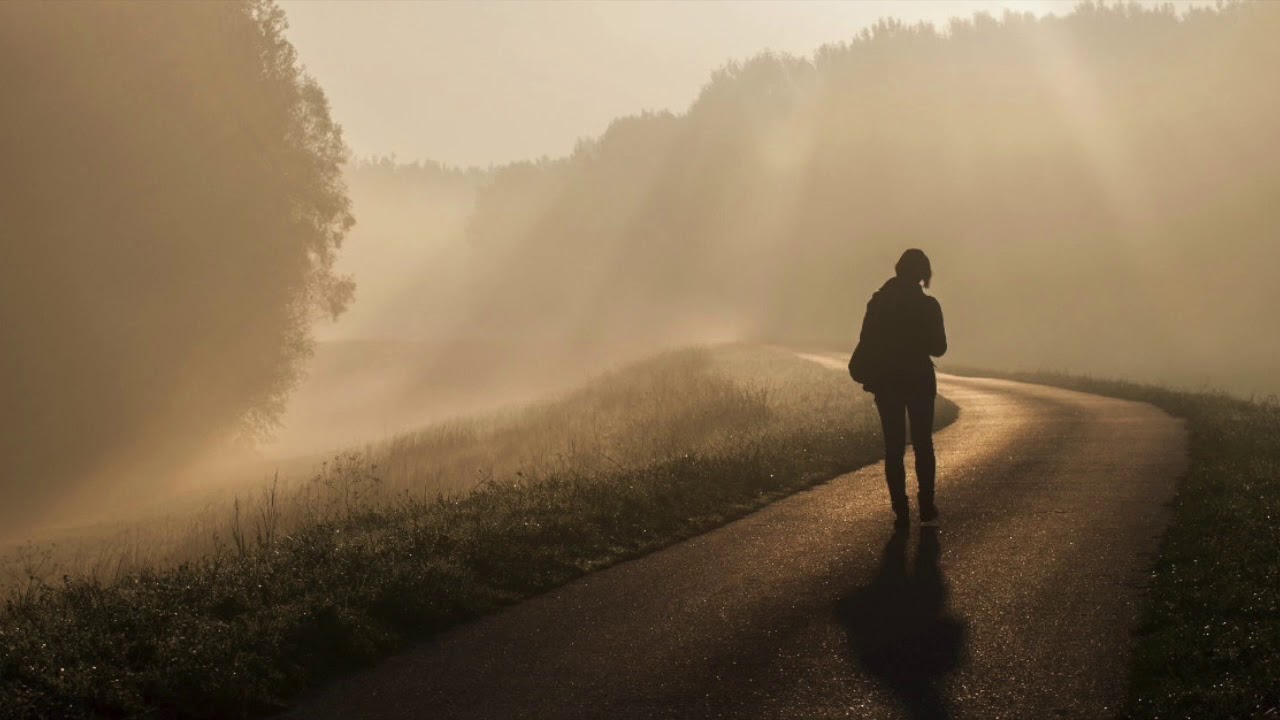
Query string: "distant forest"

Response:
xmin=449 ymin=1 xmax=1280 ymax=394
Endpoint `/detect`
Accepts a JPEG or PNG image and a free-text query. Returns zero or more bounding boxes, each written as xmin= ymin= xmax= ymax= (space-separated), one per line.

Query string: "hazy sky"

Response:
xmin=281 ymin=0 xmax=1077 ymax=168
xmin=282 ymin=1 xmax=1216 ymax=169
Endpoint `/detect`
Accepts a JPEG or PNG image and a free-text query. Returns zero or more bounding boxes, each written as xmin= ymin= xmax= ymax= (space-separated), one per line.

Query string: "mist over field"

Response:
xmin=3 ymin=0 xmax=1278 ymax=540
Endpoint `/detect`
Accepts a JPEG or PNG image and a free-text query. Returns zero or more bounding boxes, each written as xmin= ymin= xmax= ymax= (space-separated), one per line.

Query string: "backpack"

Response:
xmin=848 ymin=293 xmax=895 ymax=392
xmin=847 ymin=338 xmax=884 ymax=392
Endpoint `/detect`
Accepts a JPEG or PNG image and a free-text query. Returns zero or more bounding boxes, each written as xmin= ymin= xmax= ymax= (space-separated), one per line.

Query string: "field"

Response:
xmin=0 ymin=345 xmax=874 ymax=584
xmin=1 ymin=345 xmax=956 ymax=719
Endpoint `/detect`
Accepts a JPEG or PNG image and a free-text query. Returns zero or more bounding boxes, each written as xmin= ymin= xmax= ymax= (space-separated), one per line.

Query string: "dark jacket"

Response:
xmin=856 ymin=276 xmax=947 ymax=396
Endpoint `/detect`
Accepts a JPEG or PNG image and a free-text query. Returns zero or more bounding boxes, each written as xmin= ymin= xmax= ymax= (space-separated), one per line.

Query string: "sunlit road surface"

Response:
xmin=287 ymin=357 xmax=1187 ymax=720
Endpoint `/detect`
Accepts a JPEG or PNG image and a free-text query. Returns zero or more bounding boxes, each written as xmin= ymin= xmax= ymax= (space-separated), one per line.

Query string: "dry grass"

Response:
xmin=2 ymin=347 xmax=780 ymax=588
xmin=1 ymin=344 xmax=943 ymax=719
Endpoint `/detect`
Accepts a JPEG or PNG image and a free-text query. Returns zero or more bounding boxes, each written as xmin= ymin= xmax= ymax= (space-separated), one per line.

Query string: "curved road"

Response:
xmin=287 ymin=363 xmax=1187 ymax=720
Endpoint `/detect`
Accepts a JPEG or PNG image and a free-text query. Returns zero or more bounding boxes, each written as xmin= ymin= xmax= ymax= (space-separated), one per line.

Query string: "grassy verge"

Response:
xmin=945 ymin=366 xmax=1280 ymax=719
xmin=0 ymin=346 xmax=955 ymax=719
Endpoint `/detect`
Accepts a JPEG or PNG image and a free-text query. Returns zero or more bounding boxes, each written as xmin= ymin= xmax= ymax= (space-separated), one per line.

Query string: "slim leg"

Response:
xmin=907 ymin=393 xmax=937 ymax=511
xmin=875 ymin=393 xmax=909 ymax=516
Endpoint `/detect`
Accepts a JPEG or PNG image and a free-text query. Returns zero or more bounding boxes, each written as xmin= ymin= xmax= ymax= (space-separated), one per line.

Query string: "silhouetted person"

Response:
xmin=849 ymin=249 xmax=947 ymax=527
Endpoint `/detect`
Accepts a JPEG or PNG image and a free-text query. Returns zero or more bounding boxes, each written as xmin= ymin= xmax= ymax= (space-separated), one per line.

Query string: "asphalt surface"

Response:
xmin=287 ymin=362 xmax=1187 ymax=720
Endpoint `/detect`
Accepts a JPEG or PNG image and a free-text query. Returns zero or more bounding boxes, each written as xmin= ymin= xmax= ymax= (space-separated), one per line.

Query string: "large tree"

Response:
xmin=0 ymin=1 xmax=353 ymax=527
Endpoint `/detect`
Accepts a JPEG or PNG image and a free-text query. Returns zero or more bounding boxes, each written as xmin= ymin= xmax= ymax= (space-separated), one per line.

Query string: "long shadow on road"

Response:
xmin=838 ymin=528 xmax=967 ymax=720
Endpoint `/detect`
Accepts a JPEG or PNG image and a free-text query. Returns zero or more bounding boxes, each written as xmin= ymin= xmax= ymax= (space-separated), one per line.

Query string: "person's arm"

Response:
xmin=926 ymin=298 xmax=947 ymax=357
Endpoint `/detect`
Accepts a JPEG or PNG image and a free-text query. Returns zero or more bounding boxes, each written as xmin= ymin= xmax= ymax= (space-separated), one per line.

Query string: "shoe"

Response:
xmin=919 ymin=503 xmax=939 ymax=527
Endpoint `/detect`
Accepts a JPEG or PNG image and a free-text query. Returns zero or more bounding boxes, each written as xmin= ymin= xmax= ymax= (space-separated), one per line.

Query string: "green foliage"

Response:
xmin=948 ymin=368 xmax=1280 ymax=719
xmin=0 ymin=1 xmax=352 ymax=527
xmin=0 ymin=348 xmax=934 ymax=719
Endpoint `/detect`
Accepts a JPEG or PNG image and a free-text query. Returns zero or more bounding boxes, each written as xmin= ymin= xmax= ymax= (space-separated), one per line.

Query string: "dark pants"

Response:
xmin=874 ymin=389 xmax=936 ymax=515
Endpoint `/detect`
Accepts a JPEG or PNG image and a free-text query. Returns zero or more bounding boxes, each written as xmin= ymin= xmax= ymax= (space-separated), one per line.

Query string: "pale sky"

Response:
xmin=279 ymin=1 xmax=1182 ymax=168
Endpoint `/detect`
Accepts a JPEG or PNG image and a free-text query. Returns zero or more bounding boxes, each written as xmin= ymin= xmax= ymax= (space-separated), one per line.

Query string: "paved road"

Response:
xmin=287 ymin=364 xmax=1187 ymax=720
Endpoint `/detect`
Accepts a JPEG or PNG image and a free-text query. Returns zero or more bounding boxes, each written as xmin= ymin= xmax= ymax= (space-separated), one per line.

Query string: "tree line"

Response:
xmin=458 ymin=1 xmax=1280 ymax=395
